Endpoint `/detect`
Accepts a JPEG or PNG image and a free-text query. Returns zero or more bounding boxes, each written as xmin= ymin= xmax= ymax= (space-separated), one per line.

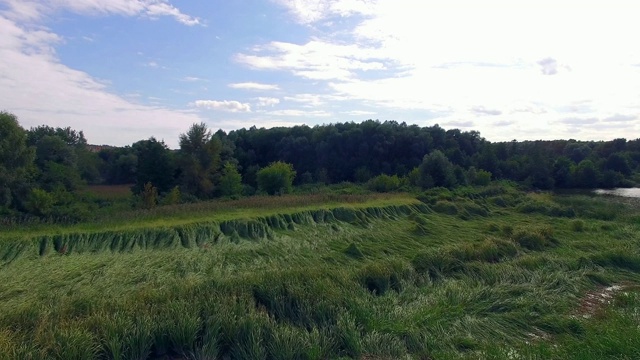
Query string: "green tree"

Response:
xmin=132 ymin=138 xmax=175 ymax=195
xmin=257 ymin=161 xmax=296 ymax=195
xmin=140 ymin=182 xmax=158 ymax=209
xmin=25 ymin=188 xmax=54 ymax=216
xmin=418 ymin=150 xmax=456 ymax=188
xmin=552 ymin=157 xmax=573 ymax=188
xmin=178 ymin=123 xmax=222 ymax=198
xmin=219 ymin=162 xmax=243 ymax=197
xmin=572 ymin=160 xmax=600 ymax=188
xmin=0 ymin=112 xmax=35 ymax=211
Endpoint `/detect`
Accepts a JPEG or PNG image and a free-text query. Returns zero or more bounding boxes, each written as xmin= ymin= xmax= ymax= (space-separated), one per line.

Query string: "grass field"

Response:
xmin=0 ymin=183 xmax=638 ymax=359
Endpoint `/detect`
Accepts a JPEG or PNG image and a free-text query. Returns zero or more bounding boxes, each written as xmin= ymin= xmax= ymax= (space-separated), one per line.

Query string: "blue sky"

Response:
xmin=1 ymin=0 xmax=639 ymax=148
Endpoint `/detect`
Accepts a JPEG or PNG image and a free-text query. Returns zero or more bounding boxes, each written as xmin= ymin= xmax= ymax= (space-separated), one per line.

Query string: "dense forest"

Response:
xmin=1 ymin=111 xmax=639 ymax=220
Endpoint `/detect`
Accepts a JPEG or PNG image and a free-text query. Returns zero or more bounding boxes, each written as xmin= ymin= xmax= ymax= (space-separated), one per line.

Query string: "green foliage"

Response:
xmin=178 ymin=123 xmax=222 ymax=198
xmin=573 ymin=160 xmax=600 ymax=188
xmin=161 ymin=186 xmax=181 ymax=206
xmin=140 ymin=182 xmax=158 ymax=209
xmin=466 ymin=166 xmax=492 ymax=186
xmin=132 ymin=137 xmax=175 ymax=195
xmin=219 ymin=162 xmax=243 ymax=197
xmin=25 ymin=188 xmax=54 ymax=216
xmin=0 ymin=111 xmax=35 ymax=210
xmin=366 ymin=174 xmax=401 ymax=193
xmin=418 ymin=150 xmax=457 ymax=189
xmin=257 ymin=161 xmax=296 ymax=195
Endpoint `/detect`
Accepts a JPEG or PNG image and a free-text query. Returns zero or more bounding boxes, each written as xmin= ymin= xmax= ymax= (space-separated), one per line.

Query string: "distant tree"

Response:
xmin=27 ymin=125 xmax=87 ymax=148
xmin=604 ymin=153 xmax=631 ymax=176
xmin=140 ymin=182 xmax=158 ymax=209
xmin=25 ymin=188 xmax=54 ymax=216
xmin=563 ymin=143 xmax=591 ymax=163
xmin=161 ymin=186 xmax=181 ymax=205
xmin=132 ymin=138 xmax=175 ymax=194
xmin=257 ymin=161 xmax=296 ymax=195
xmin=218 ymin=162 xmax=243 ymax=197
xmin=572 ymin=160 xmax=600 ymax=188
xmin=466 ymin=167 xmax=492 ymax=186
xmin=0 ymin=112 xmax=35 ymax=211
xmin=418 ymin=150 xmax=456 ymax=188
xmin=552 ymin=157 xmax=573 ymax=188
xmin=178 ymin=123 xmax=222 ymax=198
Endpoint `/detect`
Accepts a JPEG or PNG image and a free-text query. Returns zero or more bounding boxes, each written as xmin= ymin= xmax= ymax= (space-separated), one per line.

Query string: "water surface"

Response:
xmin=593 ymin=188 xmax=640 ymax=198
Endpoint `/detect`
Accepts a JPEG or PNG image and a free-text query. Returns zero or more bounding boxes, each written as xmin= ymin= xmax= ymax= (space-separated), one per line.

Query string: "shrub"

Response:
xmin=161 ymin=186 xmax=181 ymax=205
xmin=25 ymin=188 xmax=54 ymax=216
xmin=366 ymin=174 xmax=401 ymax=193
xmin=140 ymin=182 xmax=158 ymax=209
xmin=219 ymin=162 xmax=243 ymax=197
xmin=257 ymin=162 xmax=296 ymax=195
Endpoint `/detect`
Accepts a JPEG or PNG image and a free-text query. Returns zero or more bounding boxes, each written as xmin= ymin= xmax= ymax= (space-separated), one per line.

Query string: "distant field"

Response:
xmin=0 ymin=185 xmax=638 ymax=359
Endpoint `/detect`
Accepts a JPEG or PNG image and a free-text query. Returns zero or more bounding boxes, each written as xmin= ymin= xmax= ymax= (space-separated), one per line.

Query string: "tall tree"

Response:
xmin=0 ymin=112 xmax=35 ymax=211
xmin=178 ymin=123 xmax=222 ymax=198
xmin=132 ymin=138 xmax=175 ymax=194
xmin=418 ymin=150 xmax=457 ymax=188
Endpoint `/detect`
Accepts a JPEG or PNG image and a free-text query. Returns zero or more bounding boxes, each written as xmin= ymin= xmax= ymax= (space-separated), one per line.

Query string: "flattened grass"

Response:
xmin=0 ymin=185 xmax=639 ymax=358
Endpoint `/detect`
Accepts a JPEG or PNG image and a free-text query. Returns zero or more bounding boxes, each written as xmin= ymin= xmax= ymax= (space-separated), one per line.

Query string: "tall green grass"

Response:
xmin=0 ymin=185 xmax=638 ymax=358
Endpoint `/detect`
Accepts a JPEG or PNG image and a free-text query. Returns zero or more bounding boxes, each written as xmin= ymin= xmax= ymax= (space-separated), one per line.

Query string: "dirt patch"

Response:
xmin=575 ymin=284 xmax=637 ymax=319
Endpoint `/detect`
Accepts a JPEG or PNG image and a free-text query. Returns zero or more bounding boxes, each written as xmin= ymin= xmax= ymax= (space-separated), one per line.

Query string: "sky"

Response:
xmin=1 ymin=0 xmax=639 ymax=148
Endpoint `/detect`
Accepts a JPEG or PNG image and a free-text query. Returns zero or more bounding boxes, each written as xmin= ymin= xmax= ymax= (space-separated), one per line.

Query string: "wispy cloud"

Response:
xmin=269 ymin=109 xmax=331 ymax=117
xmin=255 ymin=97 xmax=280 ymax=107
xmin=193 ymin=100 xmax=252 ymax=112
xmin=470 ymin=106 xmax=502 ymax=116
xmin=228 ymin=82 xmax=280 ymax=91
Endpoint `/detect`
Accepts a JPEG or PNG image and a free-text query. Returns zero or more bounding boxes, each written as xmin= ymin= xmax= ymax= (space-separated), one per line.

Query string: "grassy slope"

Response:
xmin=0 ymin=186 xmax=639 ymax=359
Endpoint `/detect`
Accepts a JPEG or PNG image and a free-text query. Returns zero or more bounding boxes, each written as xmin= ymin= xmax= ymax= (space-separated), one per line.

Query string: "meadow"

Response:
xmin=0 ymin=183 xmax=639 ymax=359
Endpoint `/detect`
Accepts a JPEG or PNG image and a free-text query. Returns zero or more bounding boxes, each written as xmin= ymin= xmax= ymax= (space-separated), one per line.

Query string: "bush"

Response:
xmin=25 ymin=188 xmax=54 ymax=216
xmin=257 ymin=162 xmax=296 ymax=195
xmin=366 ymin=174 xmax=401 ymax=193
xmin=219 ymin=162 xmax=243 ymax=197
xmin=161 ymin=186 xmax=181 ymax=205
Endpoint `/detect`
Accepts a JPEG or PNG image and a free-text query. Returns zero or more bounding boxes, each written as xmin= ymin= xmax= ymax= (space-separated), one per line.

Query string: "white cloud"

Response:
xmin=193 ymin=100 xmax=252 ymax=112
xmin=342 ymin=110 xmax=376 ymax=116
xmin=255 ymin=97 xmax=280 ymax=107
xmin=1 ymin=0 xmax=201 ymax=25
xmin=284 ymin=94 xmax=326 ymax=107
xmin=538 ymin=57 xmax=558 ymax=75
xmin=228 ymin=82 xmax=280 ymax=91
xmin=236 ymin=40 xmax=387 ymax=80
xmin=269 ymin=109 xmax=331 ymax=117
xmin=271 ymin=0 xmax=377 ymax=24
xmin=182 ymin=76 xmax=207 ymax=82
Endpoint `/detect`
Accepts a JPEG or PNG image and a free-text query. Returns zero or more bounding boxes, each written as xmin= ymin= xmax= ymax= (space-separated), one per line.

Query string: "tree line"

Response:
xmin=1 ymin=111 xmax=639 ymax=219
